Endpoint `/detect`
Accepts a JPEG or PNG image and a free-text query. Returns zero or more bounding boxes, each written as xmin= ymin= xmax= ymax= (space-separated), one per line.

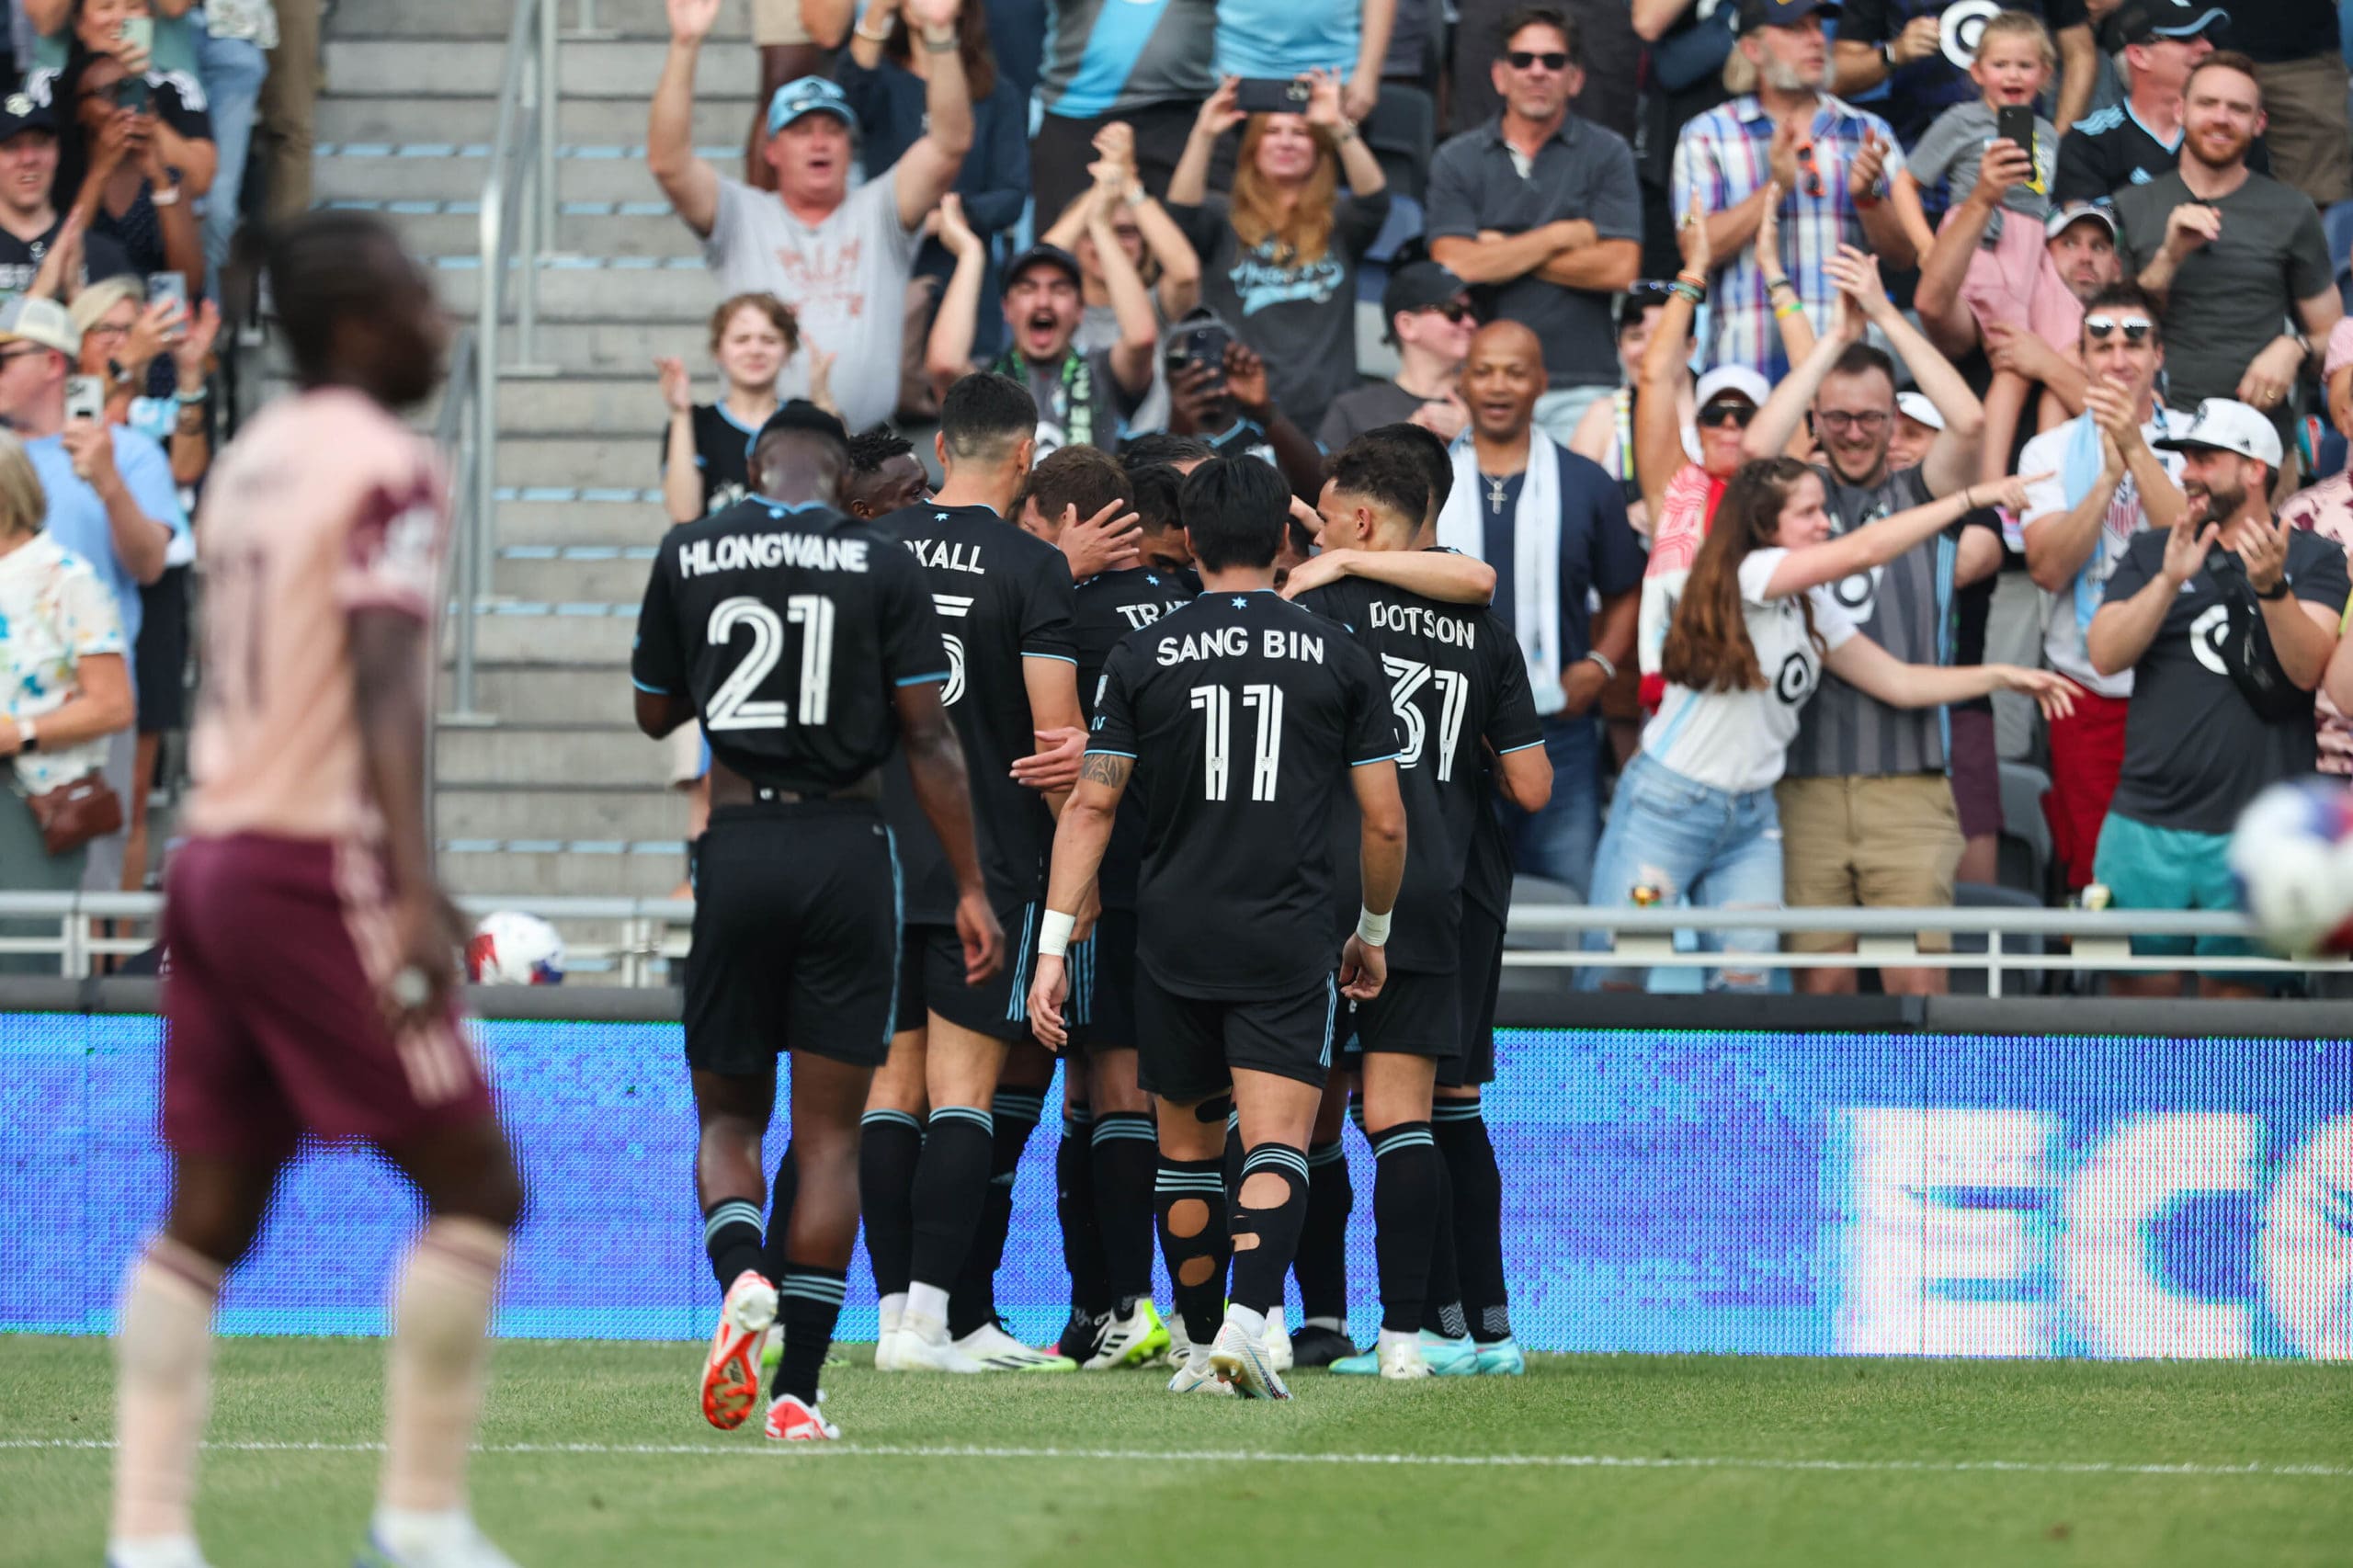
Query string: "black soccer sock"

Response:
xmin=1228 ymin=1143 xmax=1311 ymax=1317
xmin=948 ymin=1091 xmax=1041 ymax=1337
xmin=757 ymin=1145 xmax=798 ymax=1288
xmin=1221 ymin=1108 xmax=1243 ymax=1199
xmin=1421 ymin=1141 xmax=1469 ymax=1340
xmin=1154 ymin=1154 xmax=1230 ymax=1349
xmin=1293 ymin=1139 xmax=1352 ymax=1325
xmin=1089 ymin=1111 xmax=1159 ymax=1308
xmin=1434 ymin=1096 xmax=1510 ymax=1341
xmin=907 ymin=1105 xmax=994 ymax=1304
xmin=770 ymin=1262 xmax=847 ymax=1405
xmin=1369 ymin=1121 xmax=1442 ymax=1335
xmin=703 ymin=1198 xmax=767 ymax=1290
xmin=1057 ymin=1105 xmax=1111 ymax=1318
xmin=858 ymin=1108 xmax=923 ymax=1300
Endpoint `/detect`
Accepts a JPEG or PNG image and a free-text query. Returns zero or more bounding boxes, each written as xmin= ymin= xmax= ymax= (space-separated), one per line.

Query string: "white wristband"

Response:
xmin=1038 ymin=909 xmax=1077 ymax=960
xmin=1356 ymin=905 xmax=1392 ymax=947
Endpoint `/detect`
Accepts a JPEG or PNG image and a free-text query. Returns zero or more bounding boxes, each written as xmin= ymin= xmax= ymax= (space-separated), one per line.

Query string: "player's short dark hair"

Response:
xmin=2081 ymin=280 xmax=2165 ymax=345
xmin=1120 ymin=432 xmax=1215 ymax=470
xmin=1129 ymin=463 xmax=1186 ymax=534
xmin=1360 ymin=422 xmax=1454 ymax=519
xmin=1329 ymin=438 xmax=1431 ymax=534
xmin=1824 ymin=341 xmax=1897 ymax=391
xmin=939 ymin=372 xmax=1039 ymax=464
xmin=1179 ymin=456 xmax=1289 ymax=573
xmin=847 ymin=425 xmax=915 ymax=472
xmin=267 ymin=209 xmax=410 ymax=385
xmin=1499 ymin=3 xmax=1577 ymax=62
xmin=1013 ymin=445 xmax=1133 ymax=531
xmin=2188 ymin=50 xmax=2262 ymax=105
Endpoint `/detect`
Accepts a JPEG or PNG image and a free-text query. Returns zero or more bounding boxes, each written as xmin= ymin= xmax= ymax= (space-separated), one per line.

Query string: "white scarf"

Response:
xmin=1438 ymin=429 xmax=1566 ymax=714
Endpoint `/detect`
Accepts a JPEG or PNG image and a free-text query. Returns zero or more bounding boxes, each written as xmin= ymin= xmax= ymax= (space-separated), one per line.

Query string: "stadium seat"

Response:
xmin=1363 ymin=85 xmax=1436 ymax=205
xmin=2326 ymin=199 xmax=2353 ymax=313
xmin=1996 ymin=759 xmax=2054 ymax=903
xmin=1950 ymin=881 xmax=2048 ymax=996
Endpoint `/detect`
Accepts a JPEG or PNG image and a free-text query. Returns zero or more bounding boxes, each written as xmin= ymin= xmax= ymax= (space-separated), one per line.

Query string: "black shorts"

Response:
xmin=683 ymin=802 xmax=899 ymax=1074
xmin=1438 ymin=902 xmax=1506 ymax=1089
xmin=134 ymin=564 xmax=191 ymax=734
xmin=1065 ymin=908 xmax=1137 ymax=1053
xmin=1340 ymin=967 xmax=1461 ymax=1065
xmin=895 ymin=900 xmax=1040 ymax=1041
xmin=1135 ymin=967 xmax=1337 ymax=1104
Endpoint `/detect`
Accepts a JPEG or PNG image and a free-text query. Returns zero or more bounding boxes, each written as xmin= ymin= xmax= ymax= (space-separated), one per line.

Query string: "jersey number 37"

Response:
xmin=704 ymin=594 xmax=836 ymax=730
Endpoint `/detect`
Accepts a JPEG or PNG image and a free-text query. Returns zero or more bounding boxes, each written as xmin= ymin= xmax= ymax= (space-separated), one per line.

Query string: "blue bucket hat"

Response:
xmin=767 ymin=75 xmax=858 ymax=137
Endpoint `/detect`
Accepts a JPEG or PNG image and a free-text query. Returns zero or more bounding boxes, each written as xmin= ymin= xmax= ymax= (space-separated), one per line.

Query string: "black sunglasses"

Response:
xmin=1698 ymin=401 xmax=1756 ymax=429
xmin=1506 ymin=50 xmax=1571 ymax=70
xmin=2084 ymin=313 xmax=2154 ymax=344
xmin=1417 ymin=301 xmax=1475 ymax=324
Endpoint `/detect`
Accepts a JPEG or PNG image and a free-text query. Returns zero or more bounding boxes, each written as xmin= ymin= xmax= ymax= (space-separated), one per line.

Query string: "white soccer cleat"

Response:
xmin=1379 ymin=1337 xmax=1433 ymax=1380
xmin=764 ymin=1392 xmax=842 ymax=1441
xmin=1208 ymin=1318 xmax=1291 ymax=1401
xmin=1085 ymin=1300 xmax=1171 ymax=1369
xmin=1156 ymin=1312 xmax=1194 ymax=1369
xmin=104 ymin=1538 xmax=213 ymax=1568
xmin=699 ymin=1269 xmax=777 ymax=1430
xmin=954 ymin=1321 xmax=1078 ymax=1372
xmin=356 ymin=1510 xmax=523 ymax=1568
xmin=1262 ymin=1316 xmax=1294 ymax=1372
xmin=882 ymin=1312 xmax=992 ymax=1372
xmin=1165 ymin=1356 xmax=1235 ymax=1395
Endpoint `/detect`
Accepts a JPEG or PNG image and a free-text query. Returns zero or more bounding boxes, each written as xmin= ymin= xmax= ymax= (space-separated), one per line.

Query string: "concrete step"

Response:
xmin=483 ymin=319 xmax=750 ymax=373
xmin=321 ymin=205 xmax=699 ymax=261
xmin=342 ymin=0 xmax=752 ymax=40
xmin=493 ymin=494 xmax=669 ymax=545
xmin=278 ymin=371 xmax=695 ymax=435
xmin=436 ymin=722 xmax=670 ymax=786
xmin=437 ymin=781 xmax=683 ymax=841
xmin=315 ymin=149 xmax=709 ymax=206
xmin=498 ymin=433 xmax=698 ymax=488
xmin=429 ymin=264 xmax=722 ymax=324
xmin=439 ymin=842 xmax=687 ymax=899
xmin=497 ymin=550 xmax=663 ymax=603
xmin=318 ymin=97 xmax=754 ymax=150
xmin=453 ymin=607 xmax=639 ymax=663
xmin=326 ymin=37 xmax=756 ymax=99
xmin=461 ymin=661 xmax=643 ymax=724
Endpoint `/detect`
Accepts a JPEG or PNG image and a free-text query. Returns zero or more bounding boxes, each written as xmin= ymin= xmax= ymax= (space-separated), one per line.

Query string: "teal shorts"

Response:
xmin=2090 ymin=812 xmax=2259 ymax=962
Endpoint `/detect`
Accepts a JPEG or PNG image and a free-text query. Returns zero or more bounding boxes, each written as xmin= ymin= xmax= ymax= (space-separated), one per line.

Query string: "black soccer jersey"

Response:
xmin=1299 ymin=576 xmax=1543 ymax=972
xmin=1076 ymin=565 xmax=1200 ymax=913
xmin=1089 ymin=589 xmax=1398 ymax=1000
xmin=876 ymin=501 xmax=1080 ymax=919
xmin=631 ymin=497 xmax=949 ymax=793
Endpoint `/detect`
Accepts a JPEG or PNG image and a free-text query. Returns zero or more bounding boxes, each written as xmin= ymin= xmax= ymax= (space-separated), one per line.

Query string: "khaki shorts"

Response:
xmin=1774 ymin=772 xmax=1962 ymax=953
xmin=752 ymin=0 xmax=813 ymax=46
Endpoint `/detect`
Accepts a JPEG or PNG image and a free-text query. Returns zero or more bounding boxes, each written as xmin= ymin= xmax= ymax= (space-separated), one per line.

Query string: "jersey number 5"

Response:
xmin=1383 ymin=654 xmax=1468 ymax=779
xmin=1189 ymin=682 xmax=1283 ymax=801
xmin=704 ymin=594 xmax=835 ymax=731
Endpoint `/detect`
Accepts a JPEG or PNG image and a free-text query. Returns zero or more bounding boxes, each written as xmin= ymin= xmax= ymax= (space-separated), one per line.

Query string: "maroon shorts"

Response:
xmin=161 ymin=833 xmax=494 ymax=1162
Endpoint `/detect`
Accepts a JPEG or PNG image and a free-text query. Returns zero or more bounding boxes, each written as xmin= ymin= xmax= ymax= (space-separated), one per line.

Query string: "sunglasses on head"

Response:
xmin=1506 ymin=50 xmax=1570 ymax=70
xmin=1698 ymin=401 xmax=1756 ymax=429
xmin=2084 ymin=313 xmax=2153 ymax=344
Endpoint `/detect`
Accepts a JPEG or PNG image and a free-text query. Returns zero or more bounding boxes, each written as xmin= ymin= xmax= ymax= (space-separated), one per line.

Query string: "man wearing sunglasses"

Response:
xmin=1319 ymin=261 xmax=1478 ymax=451
xmin=1427 ymin=6 xmax=1643 ymax=448
xmin=2015 ymin=282 xmax=2192 ymax=896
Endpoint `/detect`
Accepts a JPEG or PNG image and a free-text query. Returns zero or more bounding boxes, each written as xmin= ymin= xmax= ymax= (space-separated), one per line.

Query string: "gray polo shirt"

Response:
xmin=1425 ymin=114 xmax=1643 ymax=390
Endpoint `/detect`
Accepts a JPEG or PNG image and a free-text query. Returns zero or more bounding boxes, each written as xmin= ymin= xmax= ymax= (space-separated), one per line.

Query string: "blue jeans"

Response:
xmin=192 ymin=15 xmax=268 ymax=290
xmin=1579 ymin=752 xmax=1784 ymax=992
xmin=1506 ymin=713 xmax=1602 ymax=899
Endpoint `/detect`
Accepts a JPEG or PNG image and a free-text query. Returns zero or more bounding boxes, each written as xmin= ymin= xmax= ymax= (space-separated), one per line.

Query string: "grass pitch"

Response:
xmin=2 ymin=1336 xmax=2347 ymax=1567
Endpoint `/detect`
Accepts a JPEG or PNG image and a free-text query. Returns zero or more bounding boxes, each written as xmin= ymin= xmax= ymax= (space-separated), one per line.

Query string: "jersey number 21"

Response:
xmin=705 ymin=594 xmax=836 ymax=730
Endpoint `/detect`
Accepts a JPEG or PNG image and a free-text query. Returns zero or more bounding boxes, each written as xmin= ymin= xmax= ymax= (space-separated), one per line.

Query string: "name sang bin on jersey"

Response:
xmin=1154 ymin=622 xmax=1330 ymax=666
xmin=676 ymin=529 xmax=873 ymax=577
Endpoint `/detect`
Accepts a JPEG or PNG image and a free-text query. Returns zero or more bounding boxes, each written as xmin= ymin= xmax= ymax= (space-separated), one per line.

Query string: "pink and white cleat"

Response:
xmin=764 ymin=1392 xmax=841 ymax=1441
xmin=700 ymin=1270 xmax=778 ymax=1431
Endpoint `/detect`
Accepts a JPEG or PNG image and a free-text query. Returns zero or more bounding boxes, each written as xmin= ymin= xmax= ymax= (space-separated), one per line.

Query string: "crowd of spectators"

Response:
xmin=641 ymin=0 xmax=2353 ymax=995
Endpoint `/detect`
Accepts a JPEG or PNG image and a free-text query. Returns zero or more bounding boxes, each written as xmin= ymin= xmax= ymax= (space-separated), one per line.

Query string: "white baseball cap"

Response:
xmin=1894 ymin=391 xmax=1943 ymax=430
xmin=2154 ymin=397 xmax=2282 ymax=468
xmin=1695 ymin=365 xmax=1772 ymax=408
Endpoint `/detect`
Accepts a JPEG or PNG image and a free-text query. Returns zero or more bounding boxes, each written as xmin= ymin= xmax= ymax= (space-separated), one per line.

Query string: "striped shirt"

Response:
xmin=1669 ymin=94 xmax=1906 ymax=381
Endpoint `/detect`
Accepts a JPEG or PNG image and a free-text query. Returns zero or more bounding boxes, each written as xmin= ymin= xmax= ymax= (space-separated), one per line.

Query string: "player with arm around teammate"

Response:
xmin=1028 ymin=456 xmax=1408 ymax=1399
xmin=632 ymin=400 xmax=1002 ymax=1441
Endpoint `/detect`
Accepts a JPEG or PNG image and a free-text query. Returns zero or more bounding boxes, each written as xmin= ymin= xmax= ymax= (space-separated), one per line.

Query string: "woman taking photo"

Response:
xmin=1583 ymin=456 xmax=2075 ymax=993
xmin=655 ymin=290 xmax=833 ymax=527
xmin=1166 ymin=70 xmax=1389 ymax=437
xmin=0 ymin=430 xmax=133 ymax=958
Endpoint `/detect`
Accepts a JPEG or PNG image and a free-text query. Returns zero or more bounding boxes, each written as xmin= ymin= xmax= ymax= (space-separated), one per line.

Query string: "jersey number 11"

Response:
xmin=1190 ymin=682 xmax=1284 ymax=801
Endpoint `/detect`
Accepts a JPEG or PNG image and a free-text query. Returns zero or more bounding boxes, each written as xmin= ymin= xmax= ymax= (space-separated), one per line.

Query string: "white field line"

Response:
xmin=1 ymin=1437 xmax=2346 ymax=1479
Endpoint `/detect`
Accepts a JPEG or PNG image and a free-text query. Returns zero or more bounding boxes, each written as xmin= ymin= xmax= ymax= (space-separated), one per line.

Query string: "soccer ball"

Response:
xmin=466 ymin=911 xmax=567 ymax=984
xmin=2228 ymin=778 xmax=2353 ymax=957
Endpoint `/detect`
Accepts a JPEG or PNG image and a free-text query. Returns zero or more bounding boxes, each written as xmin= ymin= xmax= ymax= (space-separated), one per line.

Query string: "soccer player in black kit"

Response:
xmin=868 ymin=373 xmax=1090 ymax=1374
xmin=1028 ymin=456 xmax=1408 ymax=1400
xmin=631 ymin=401 xmax=1002 ymax=1442
xmin=1298 ymin=436 xmax=1552 ymax=1379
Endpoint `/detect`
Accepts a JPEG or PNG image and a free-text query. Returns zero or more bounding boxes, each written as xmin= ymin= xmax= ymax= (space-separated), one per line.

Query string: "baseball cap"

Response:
xmin=1381 ymin=261 xmax=1472 ymax=343
xmin=1695 ymin=365 xmax=1772 ymax=409
xmin=1005 ymin=244 xmax=1082 ymax=291
xmin=1894 ymin=391 xmax=1944 ymax=430
xmin=2112 ymin=0 xmax=2229 ymax=45
xmin=2154 ymin=398 xmax=2283 ymax=467
xmin=0 ymin=293 xmax=79 ymax=358
xmin=766 ymin=75 xmax=858 ymax=137
xmin=752 ymin=399 xmax=849 ymax=452
xmin=0 ymin=91 xmax=56 ymax=141
xmin=1735 ymin=0 xmax=1841 ymax=33
xmin=2045 ymin=201 xmax=2119 ymax=242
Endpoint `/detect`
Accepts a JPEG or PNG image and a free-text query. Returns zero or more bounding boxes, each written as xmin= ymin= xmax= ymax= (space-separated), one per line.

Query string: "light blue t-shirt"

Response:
xmin=1213 ymin=0 xmax=1357 ymax=81
xmin=27 ymin=426 xmax=188 ymax=667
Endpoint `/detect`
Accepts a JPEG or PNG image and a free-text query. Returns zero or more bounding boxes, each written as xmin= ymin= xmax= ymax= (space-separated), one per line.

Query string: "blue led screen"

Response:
xmin=5 ymin=1014 xmax=2348 ymax=1358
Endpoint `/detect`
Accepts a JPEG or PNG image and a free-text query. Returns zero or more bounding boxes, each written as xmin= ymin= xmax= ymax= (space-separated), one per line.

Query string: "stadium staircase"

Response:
xmin=314 ymin=0 xmax=745 ymax=908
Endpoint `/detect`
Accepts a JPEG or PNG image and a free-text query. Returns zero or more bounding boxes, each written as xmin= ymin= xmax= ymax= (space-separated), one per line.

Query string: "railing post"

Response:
xmin=539 ymin=0 xmax=561 ymax=253
xmin=1987 ymin=928 xmax=2003 ymax=998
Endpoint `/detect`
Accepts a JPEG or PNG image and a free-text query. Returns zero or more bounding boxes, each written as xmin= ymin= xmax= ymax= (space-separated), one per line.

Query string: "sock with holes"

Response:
xmin=1221 ymin=1108 xmax=1243 ymax=1199
xmin=771 ymin=1264 xmax=847 ymax=1405
xmin=1369 ymin=1121 xmax=1442 ymax=1335
xmin=110 ymin=1237 xmax=222 ymax=1542
xmin=1421 ymin=1142 xmax=1469 ymax=1340
xmin=1056 ymin=1105 xmax=1110 ymax=1318
xmin=702 ymin=1197 xmax=767 ymax=1291
xmin=1433 ymin=1097 xmax=1510 ymax=1341
xmin=1088 ymin=1111 xmax=1159 ymax=1309
xmin=949 ymin=1090 xmax=1041 ymax=1338
xmin=1154 ymin=1155 xmax=1230 ymax=1349
xmin=1293 ymin=1139 xmax=1351 ymax=1325
xmin=1228 ymin=1143 xmax=1311 ymax=1317
xmin=858 ymin=1108 xmax=923 ymax=1300
xmin=756 ymin=1145 xmax=797 ymax=1287
xmin=907 ymin=1105 xmax=994 ymax=1309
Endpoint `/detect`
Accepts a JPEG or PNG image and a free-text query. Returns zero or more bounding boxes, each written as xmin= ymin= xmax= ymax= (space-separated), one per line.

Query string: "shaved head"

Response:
xmin=1467 ymin=320 xmax=1543 ymax=370
xmin=1462 ymin=321 xmax=1546 ymax=443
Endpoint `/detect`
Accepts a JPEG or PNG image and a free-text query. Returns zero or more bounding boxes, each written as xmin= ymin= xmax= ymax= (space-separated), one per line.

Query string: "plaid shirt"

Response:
xmin=1669 ymin=94 xmax=1906 ymax=382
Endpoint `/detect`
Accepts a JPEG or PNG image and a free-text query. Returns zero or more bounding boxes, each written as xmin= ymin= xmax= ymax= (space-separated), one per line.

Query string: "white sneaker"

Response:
xmin=877 ymin=1292 xmax=905 ymax=1342
xmin=953 ymin=1321 xmax=1078 ymax=1372
xmin=1085 ymin=1300 xmax=1171 ymax=1369
xmin=1157 ymin=1312 xmax=1193 ymax=1369
xmin=699 ymin=1269 xmax=777 ymax=1429
xmin=1378 ymin=1337 xmax=1433 ymax=1381
xmin=1208 ymin=1316 xmax=1291 ymax=1400
xmin=1165 ymin=1355 xmax=1234 ymax=1395
xmin=1262 ymin=1317 xmax=1294 ymax=1372
xmin=882 ymin=1311 xmax=991 ymax=1372
xmin=358 ymin=1509 xmax=522 ymax=1568
xmin=105 ymin=1539 xmax=213 ymax=1568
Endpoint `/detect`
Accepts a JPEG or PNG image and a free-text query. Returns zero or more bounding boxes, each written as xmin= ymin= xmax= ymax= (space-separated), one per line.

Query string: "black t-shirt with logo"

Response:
xmin=654 ymin=403 xmax=758 ymax=517
xmin=1075 ymin=564 xmax=1199 ymax=912
xmin=876 ymin=500 xmax=1080 ymax=919
xmin=1088 ymin=589 xmax=1398 ymax=998
xmin=2052 ymin=103 xmax=2272 ymax=205
xmin=1299 ymin=574 xmax=1543 ymax=972
xmin=2101 ymin=526 xmax=2350 ymax=834
xmin=631 ymin=497 xmax=948 ymax=792
xmin=0 ymin=211 xmax=132 ymax=301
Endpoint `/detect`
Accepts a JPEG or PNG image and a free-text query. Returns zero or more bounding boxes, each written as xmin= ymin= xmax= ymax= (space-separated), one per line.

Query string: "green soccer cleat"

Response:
xmin=1327 ymin=1346 xmax=1379 ymax=1375
xmin=1473 ymin=1336 xmax=1527 ymax=1375
xmin=1421 ymin=1330 xmax=1479 ymax=1376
